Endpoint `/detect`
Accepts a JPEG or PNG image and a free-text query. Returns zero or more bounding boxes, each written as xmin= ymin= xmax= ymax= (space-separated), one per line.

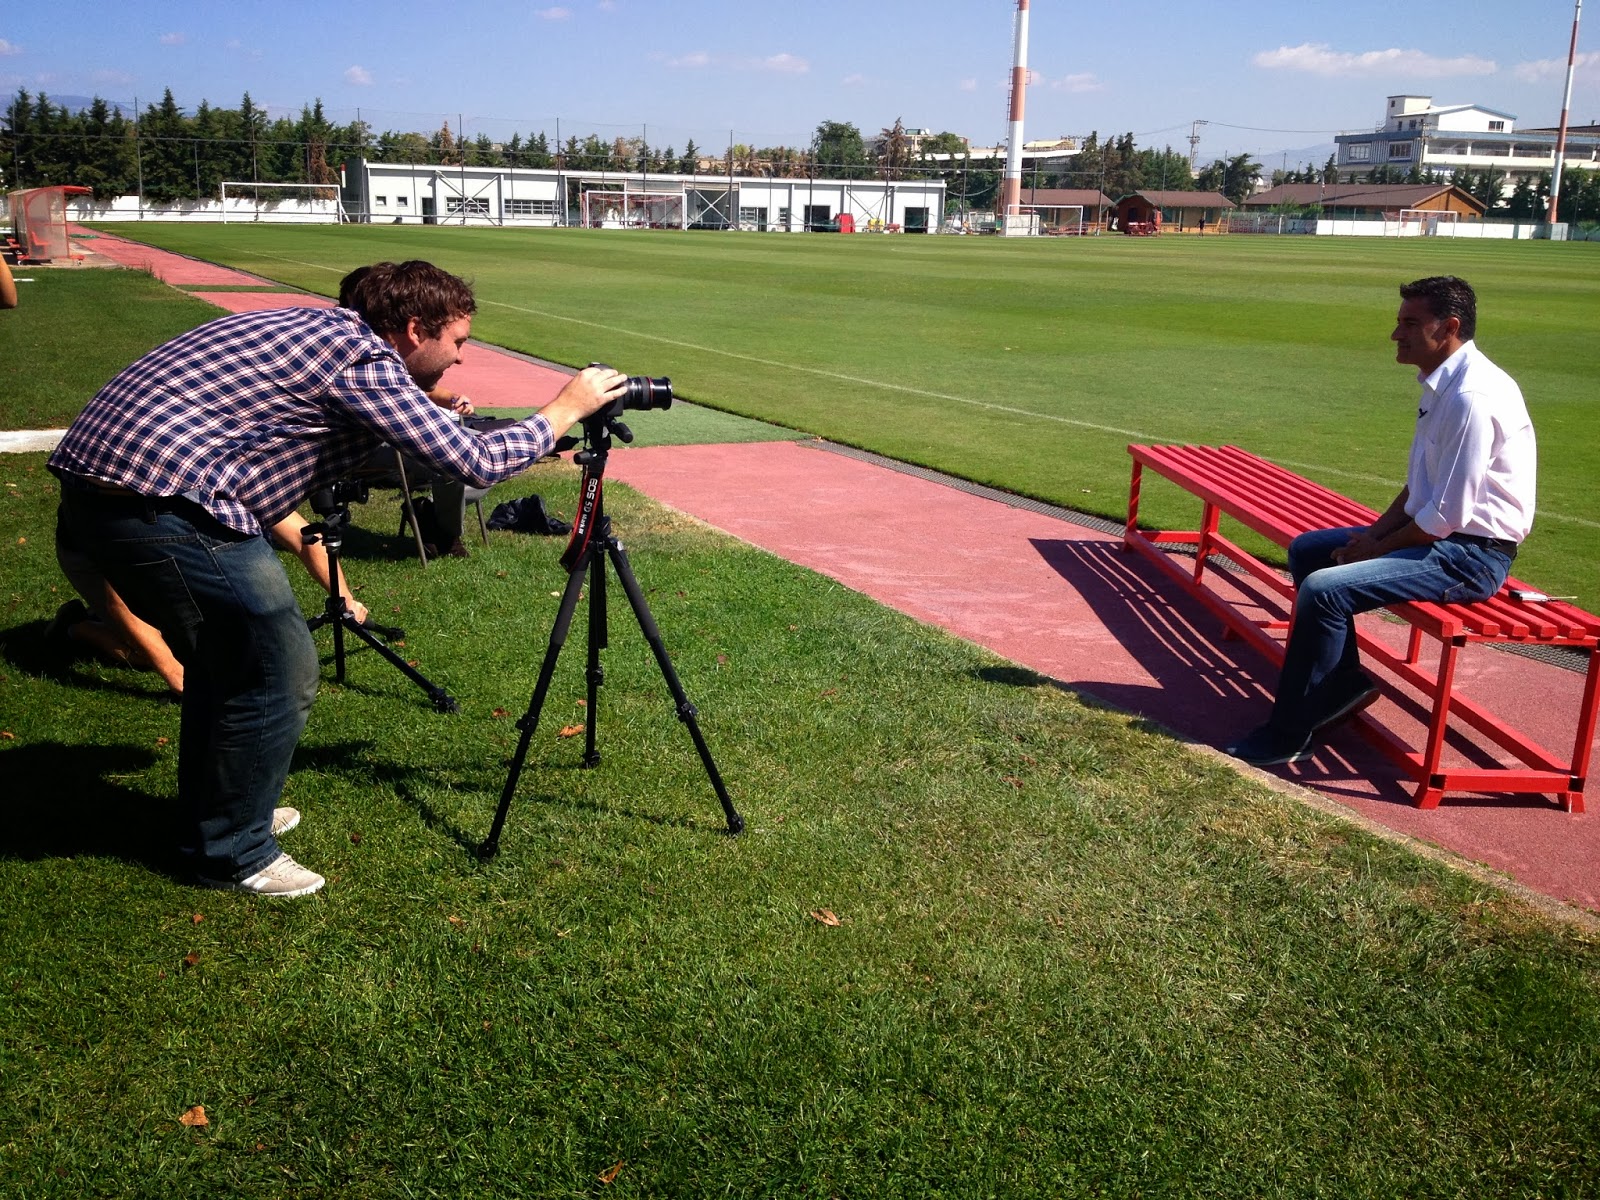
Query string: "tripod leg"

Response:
xmin=606 ymin=540 xmax=744 ymax=836
xmin=482 ymin=556 xmax=589 ymax=859
xmin=583 ymin=547 xmax=606 ymax=768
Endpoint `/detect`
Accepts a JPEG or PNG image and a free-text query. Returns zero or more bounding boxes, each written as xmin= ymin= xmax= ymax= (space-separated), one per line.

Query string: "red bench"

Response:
xmin=1124 ymin=443 xmax=1600 ymax=811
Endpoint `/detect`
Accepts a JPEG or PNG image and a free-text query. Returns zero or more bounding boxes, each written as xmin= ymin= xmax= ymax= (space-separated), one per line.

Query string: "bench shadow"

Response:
xmin=1019 ymin=536 xmax=1487 ymax=810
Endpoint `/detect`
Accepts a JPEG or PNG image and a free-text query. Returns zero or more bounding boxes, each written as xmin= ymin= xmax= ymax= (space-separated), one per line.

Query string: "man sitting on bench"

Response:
xmin=1226 ymin=275 xmax=1537 ymax=766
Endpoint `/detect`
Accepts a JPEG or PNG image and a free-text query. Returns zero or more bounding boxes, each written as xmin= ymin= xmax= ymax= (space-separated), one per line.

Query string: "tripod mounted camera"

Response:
xmin=481 ymin=374 xmax=744 ymax=858
xmin=302 ymin=479 xmax=460 ymax=713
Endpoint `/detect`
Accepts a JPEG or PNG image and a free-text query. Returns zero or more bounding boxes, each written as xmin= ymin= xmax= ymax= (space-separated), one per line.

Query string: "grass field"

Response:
xmin=92 ymin=224 xmax=1600 ymax=606
xmin=2 ymin=239 xmax=1598 ymax=1195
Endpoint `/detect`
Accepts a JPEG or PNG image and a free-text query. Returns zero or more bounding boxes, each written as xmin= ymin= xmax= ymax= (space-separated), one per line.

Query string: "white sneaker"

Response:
xmin=203 ymin=852 xmax=325 ymax=898
xmin=271 ymin=806 xmax=301 ymax=836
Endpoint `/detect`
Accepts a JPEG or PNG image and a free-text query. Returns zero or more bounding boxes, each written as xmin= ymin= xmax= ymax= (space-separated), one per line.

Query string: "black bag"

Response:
xmin=408 ymin=496 xmax=444 ymax=548
xmin=486 ymin=494 xmax=571 ymax=536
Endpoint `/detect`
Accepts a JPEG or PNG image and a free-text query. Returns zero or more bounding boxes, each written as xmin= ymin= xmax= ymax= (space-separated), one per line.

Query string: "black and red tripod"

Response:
xmin=480 ymin=411 xmax=743 ymax=858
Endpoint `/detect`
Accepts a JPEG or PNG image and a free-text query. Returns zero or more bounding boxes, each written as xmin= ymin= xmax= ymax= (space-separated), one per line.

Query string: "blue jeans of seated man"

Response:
xmin=1271 ymin=527 xmax=1513 ymax=735
xmin=57 ymin=487 xmax=320 ymax=881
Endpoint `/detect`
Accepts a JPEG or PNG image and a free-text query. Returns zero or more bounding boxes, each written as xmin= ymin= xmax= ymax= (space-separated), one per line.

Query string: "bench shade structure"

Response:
xmin=1124 ymin=443 xmax=1600 ymax=812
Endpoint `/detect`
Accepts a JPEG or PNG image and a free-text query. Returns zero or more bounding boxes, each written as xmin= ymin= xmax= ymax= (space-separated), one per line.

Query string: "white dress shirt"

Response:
xmin=1404 ymin=340 xmax=1537 ymax=542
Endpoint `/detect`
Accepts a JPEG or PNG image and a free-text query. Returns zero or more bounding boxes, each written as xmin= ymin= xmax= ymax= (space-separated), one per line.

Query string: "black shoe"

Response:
xmin=1310 ymin=670 xmax=1380 ymax=732
xmin=1225 ymin=723 xmax=1314 ymax=766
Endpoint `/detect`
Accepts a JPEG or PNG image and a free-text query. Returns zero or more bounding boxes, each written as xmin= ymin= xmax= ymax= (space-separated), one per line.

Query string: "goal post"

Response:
xmin=1386 ymin=208 xmax=1459 ymax=237
xmin=579 ymin=186 xmax=686 ymax=229
xmin=219 ymin=181 xmax=345 ymax=224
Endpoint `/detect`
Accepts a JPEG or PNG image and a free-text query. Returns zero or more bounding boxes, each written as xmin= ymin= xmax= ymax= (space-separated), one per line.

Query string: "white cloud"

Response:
xmin=842 ymin=73 xmax=865 ymax=86
xmin=759 ymin=52 xmax=808 ymax=74
xmin=159 ymin=32 xmax=185 ymax=46
xmin=1513 ymin=51 xmax=1600 ymax=83
xmin=959 ymin=77 xmax=977 ymax=92
xmin=0 ymin=38 xmax=22 ymax=56
xmin=345 ymin=65 xmax=373 ymax=85
xmin=535 ymin=6 xmax=571 ymax=18
xmin=1253 ymin=43 xmax=1495 ymax=79
xmin=91 ymin=68 xmax=136 ymax=86
xmin=1051 ymin=72 xmax=1103 ymax=93
xmin=665 ymin=50 xmax=710 ymax=68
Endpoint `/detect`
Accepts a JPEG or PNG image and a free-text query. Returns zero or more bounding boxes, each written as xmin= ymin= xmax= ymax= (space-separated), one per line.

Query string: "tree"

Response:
xmin=876 ymin=118 xmax=910 ymax=180
xmin=140 ymin=89 xmax=191 ymax=203
xmin=811 ymin=120 xmax=867 ymax=179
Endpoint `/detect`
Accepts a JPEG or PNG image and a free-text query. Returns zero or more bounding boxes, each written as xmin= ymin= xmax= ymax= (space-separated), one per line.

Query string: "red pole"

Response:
xmin=1547 ymin=0 xmax=1584 ymax=224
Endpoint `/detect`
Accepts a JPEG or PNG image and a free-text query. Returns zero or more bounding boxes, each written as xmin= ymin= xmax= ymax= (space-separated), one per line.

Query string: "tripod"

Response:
xmin=481 ymin=415 xmax=744 ymax=859
xmin=302 ymin=482 xmax=460 ymax=714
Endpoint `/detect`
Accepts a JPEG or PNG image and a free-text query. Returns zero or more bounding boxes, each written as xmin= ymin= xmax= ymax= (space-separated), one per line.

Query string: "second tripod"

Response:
xmin=303 ymin=481 xmax=459 ymax=714
xmin=481 ymin=414 xmax=743 ymax=858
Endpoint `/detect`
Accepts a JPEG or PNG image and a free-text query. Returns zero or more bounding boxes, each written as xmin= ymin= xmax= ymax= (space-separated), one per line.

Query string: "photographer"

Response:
xmin=49 ymin=260 xmax=627 ymax=896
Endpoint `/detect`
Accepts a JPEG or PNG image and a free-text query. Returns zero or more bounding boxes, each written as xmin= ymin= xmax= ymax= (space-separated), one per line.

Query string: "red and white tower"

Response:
xmin=998 ymin=0 xmax=1031 ymax=220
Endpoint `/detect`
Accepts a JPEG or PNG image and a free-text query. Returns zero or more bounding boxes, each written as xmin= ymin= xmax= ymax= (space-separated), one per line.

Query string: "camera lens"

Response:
xmin=622 ymin=376 xmax=673 ymax=411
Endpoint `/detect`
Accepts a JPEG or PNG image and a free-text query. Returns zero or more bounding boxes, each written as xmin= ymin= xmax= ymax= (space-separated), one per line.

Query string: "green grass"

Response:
xmin=90 ymin=225 xmax=1600 ymax=605
xmin=0 ymin=268 xmax=225 ymax=428
xmin=3 ymin=234 xmax=1600 ymax=1195
xmin=3 ymin=454 xmax=1599 ymax=1196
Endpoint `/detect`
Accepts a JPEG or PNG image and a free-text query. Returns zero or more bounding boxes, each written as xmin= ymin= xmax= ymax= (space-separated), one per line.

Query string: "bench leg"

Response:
xmin=1563 ymin=648 xmax=1599 ymax=814
xmin=1122 ymin=461 xmax=1143 ymax=550
xmin=1194 ymin=501 xmax=1220 ymax=586
xmin=1414 ymin=636 xmax=1465 ymax=809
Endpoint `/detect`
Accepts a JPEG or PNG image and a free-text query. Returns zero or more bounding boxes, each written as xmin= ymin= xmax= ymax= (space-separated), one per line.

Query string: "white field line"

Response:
xmin=230 ymin=253 xmax=1600 ymax=531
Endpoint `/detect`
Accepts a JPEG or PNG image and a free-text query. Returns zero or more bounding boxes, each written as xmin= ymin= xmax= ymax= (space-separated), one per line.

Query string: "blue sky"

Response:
xmin=2 ymin=1 xmax=1593 ymax=169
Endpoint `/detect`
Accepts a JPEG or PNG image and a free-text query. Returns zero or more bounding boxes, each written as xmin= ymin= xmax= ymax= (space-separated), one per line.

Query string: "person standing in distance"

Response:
xmin=50 ymin=260 xmax=627 ymax=895
xmin=1226 ymin=276 xmax=1536 ymax=766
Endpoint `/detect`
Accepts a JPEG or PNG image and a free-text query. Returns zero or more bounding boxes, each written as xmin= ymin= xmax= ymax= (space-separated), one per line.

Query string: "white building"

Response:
xmin=1335 ymin=95 xmax=1600 ymax=187
xmin=341 ymin=159 xmax=946 ymax=233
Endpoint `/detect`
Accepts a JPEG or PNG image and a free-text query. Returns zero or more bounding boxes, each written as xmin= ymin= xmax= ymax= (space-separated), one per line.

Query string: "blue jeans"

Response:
xmin=1271 ymin=527 xmax=1513 ymax=733
xmin=58 ymin=485 xmax=319 ymax=881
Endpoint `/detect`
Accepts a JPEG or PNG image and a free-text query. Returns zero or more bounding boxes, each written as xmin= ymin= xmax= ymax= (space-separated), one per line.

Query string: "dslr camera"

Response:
xmin=589 ymin=363 xmax=673 ymax=423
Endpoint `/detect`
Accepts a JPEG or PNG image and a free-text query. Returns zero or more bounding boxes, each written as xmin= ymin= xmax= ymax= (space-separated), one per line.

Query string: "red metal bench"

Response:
xmin=1124 ymin=443 xmax=1600 ymax=812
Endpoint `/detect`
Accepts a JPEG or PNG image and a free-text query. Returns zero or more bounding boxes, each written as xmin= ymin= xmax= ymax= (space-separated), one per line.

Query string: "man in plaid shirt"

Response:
xmin=50 ymin=260 xmax=627 ymax=897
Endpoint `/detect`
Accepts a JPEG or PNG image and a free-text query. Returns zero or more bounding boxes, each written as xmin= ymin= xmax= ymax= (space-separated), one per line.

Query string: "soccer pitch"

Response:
xmin=101 ymin=224 xmax=1600 ymax=603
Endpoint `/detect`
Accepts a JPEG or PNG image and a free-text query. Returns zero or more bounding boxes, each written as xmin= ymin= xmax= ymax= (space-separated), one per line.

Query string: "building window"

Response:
xmin=1388 ymin=142 xmax=1413 ymax=160
xmin=503 ymin=198 xmax=556 ymax=217
xmin=396 ymin=196 xmax=409 ymax=207
xmin=445 ymin=197 xmax=490 ymax=215
xmin=1346 ymin=143 xmax=1372 ymax=163
xmin=1489 ymin=120 xmax=1505 ymax=132
xmin=373 ymin=196 xmax=387 ymax=207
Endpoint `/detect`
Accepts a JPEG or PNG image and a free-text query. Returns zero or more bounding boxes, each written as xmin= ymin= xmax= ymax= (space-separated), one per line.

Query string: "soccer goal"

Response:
xmin=999 ymin=205 xmax=1041 ymax=236
xmin=1386 ymin=208 xmax=1459 ymax=237
xmin=1042 ymin=204 xmax=1087 ymax=235
xmin=219 ymin=181 xmax=345 ymax=224
xmin=579 ymin=187 xmax=686 ymax=229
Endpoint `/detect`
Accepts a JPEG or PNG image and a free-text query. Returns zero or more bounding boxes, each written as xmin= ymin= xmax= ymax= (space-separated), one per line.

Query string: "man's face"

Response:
xmin=401 ymin=313 xmax=472 ymax=392
xmin=1391 ymin=297 xmax=1459 ymax=373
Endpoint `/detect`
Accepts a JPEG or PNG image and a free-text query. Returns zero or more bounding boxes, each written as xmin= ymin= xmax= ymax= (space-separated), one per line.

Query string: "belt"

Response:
xmin=1448 ymin=531 xmax=1519 ymax=558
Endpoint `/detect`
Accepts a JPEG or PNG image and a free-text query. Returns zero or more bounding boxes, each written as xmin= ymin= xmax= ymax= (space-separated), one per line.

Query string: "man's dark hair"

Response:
xmin=339 ymin=260 xmax=475 ymax=340
xmin=1400 ymin=275 xmax=1476 ymax=341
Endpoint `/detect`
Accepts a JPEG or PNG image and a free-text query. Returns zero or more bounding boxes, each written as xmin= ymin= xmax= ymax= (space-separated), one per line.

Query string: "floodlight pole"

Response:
xmin=1546 ymin=0 xmax=1584 ymax=225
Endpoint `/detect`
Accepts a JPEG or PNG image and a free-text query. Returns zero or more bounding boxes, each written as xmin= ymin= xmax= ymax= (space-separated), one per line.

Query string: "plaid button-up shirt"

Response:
xmin=50 ymin=305 xmax=556 ymax=534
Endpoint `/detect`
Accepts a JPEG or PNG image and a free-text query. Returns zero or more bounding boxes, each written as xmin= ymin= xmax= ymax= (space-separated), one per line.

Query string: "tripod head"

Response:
xmin=302 ymin=479 xmax=369 ymax=553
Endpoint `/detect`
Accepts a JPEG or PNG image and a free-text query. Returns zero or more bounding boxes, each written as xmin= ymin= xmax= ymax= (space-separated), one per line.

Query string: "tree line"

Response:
xmin=12 ymin=87 xmax=1592 ymax=222
xmin=4 ymin=88 xmax=1233 ymax=212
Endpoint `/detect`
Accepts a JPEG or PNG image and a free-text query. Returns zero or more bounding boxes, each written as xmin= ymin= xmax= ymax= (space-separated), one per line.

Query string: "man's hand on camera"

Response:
xmin=539 ymin=366 xmax=628 ymax=437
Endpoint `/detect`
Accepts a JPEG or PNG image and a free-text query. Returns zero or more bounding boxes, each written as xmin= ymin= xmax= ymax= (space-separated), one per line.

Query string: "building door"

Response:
xmin=903 ymin=207 xmax=929 ymax=233
xmin=421 ymin=197 xmax=436 ymax=226
xmin=804 ymin=204 xmax=832 ymax=231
